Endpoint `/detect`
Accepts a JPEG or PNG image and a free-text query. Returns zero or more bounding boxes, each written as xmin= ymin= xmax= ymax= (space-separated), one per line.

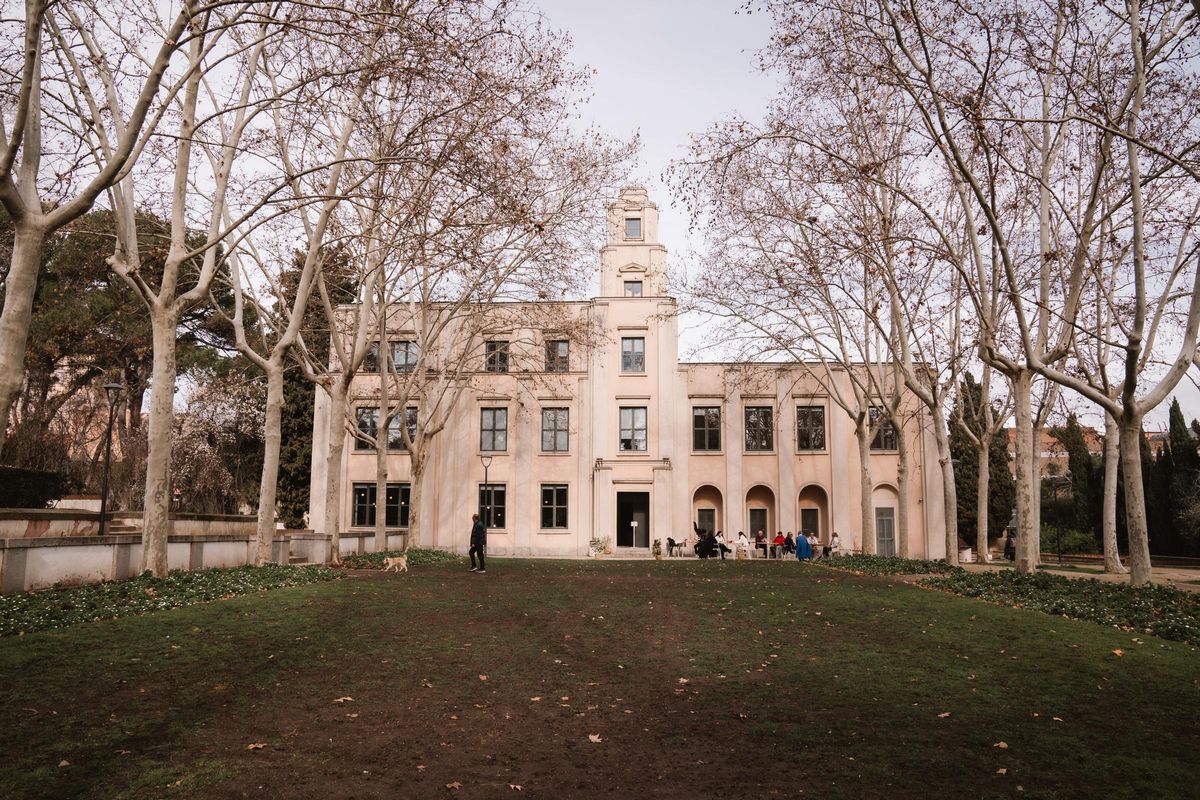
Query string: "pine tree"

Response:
xmin=949 ymin=373 xmax=1016 ymax=542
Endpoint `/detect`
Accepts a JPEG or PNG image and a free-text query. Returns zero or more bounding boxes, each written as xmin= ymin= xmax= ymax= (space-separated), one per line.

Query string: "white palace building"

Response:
xmin=309 ymin=188 xmax=949 ymax=558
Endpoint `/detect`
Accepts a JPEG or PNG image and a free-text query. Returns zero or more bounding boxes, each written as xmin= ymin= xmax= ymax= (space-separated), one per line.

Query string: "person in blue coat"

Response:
xmin=796 ymin=532 xmax=812 ymax=561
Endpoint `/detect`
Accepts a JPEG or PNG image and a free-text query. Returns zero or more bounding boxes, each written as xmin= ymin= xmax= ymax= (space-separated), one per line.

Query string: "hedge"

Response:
xmin=341 ymin=548 xmax=463 ymax=570
xmin=0 ymin=465 xmax=76 ymax=508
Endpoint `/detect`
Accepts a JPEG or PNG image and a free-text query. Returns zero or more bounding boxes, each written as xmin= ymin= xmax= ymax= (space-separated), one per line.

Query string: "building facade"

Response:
xmin=309 ymin=188 xmax=948 ymax=558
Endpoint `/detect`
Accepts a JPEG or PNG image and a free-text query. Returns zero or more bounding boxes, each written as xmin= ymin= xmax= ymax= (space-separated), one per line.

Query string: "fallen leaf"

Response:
xmin=345 ymin=713 xmax=358 ymax=719
xmin=446 ymin=781 xmax=462 ymax=790
xmin=588 ymin=733 xmax=603 ymax=743
xmin=529 ymin=696 xmax=542 ymax=702
xmin=994 ymin=742 xmax=1009 ymax=749
xmin=1052 ymin=717 xmax=1064 ymax=722
xmin=937 ymin=712 xmax=952 ymax=718
xmin=416 ymin=765 xmax=426 ymax=772
xmin=479 ymin=675 xmax=488 ymax=681
xmin=509 ymin=785 xmax=523 ymax=791
xmin=678 ymin=677 xmax=690 ymax=684
xmin=246 ymin=742 xmax=266 ymax=751
xmin=58 ymin=760 xmax=70 ymax=768
xmin=1112 ymin=649 xmax=1125 ymax=657
xmin=997 ymin=767 xmax=1008 ymax=775
xmin=333 ymin=696 xmax=353 ymax=704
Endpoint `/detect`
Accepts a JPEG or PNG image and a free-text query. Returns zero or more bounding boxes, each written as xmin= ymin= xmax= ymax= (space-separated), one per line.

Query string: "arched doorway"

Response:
xmin=692 ymin=485 xmax=723 ymax=539
xmin=872 ymin=484 xmax=900 ymax=557
xmin=797 ymin=484 xmax=829 ymax=543
xmin=745 ymin=485 xmax=776 ymax=538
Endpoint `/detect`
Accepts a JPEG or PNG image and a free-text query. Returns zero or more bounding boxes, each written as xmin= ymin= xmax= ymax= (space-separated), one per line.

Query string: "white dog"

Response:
xmin=383 ymin=555 xmax=408 ymax=573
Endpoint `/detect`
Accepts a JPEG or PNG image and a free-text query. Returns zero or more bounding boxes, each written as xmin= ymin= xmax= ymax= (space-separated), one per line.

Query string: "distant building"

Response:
xmin=310 ymin=189 xmax=949 ymax=558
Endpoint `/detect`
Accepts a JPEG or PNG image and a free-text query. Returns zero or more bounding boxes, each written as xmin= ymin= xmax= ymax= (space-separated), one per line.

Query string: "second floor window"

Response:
xmin=796 ymin=406 xmax=826 ymax=451
xmin=870 ymin=406 xmax=899 ymax=451
xmin=619 ymin=406 xmax=647 ymax=452
xmin=744 ymin=406 xmax=774 ymax=452
xmin=624 ymin=280 xmax=643 ymax=297
xmin=354 ymin=407 xmax=378 ymax=450
xmin=392 ymin=341 xmax=418 ymax=372
xmin=389 ymin=407 xmax=418 ymax=450
xmin=621 ymin=337 xmax=645 ymax=373
xmin=356 ymin=407 xmax=417 ymax=451
xmin=361 ymin=342 xmax=382 ymax=373
xmin=485 ymin=340 xmax=509 ymax=373
xmin=542 ymin=408 xmax=569 ymax=452
xmin=692 ymin=406 xmax=721 ymax=451
xmin=480 ymin=407 xmax=508 ymax=451
xmin=545 ymin=340 xmax=569 ymax=372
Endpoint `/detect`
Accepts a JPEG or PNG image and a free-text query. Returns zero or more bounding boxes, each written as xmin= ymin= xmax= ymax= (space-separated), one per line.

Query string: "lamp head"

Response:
xmin=480 ymin=454 xmax=493 ymax=469
xmin=103 ymin=383 xmax=123 ymax=404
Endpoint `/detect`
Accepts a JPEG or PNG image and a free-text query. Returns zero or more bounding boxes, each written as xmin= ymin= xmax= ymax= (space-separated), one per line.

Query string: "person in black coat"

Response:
xmin=469 ymin=513 xmax=487 ymax=573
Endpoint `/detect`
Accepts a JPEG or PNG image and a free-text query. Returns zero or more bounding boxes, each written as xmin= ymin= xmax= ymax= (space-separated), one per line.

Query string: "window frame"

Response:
xmin=350 ymin=482 xmax=411 ymax=528
xmin=620 ymin=336 xmax=646 ymax=373
xmin=391 ymin=340 xmax=418 ymax=373
xmin=744 ymin=406 xmax=774 ymax=452
xmin=484 ymin=340 xmax=510 ymax=373
xmin=623 ymin=280 xmax=643 ymax=297
xmin=619 ymin=406 xmax=648 ymax=452
xmin=479 ymin=407 xmax=508 ymax=452
xmin=540 ymin=484 xmax=568 ymax=529
xmin=624 ymin=217 xmax=642 ymax=240
xmin=796 ymin=405 xmax=827 ymax=452
xmin=478 ymin=483 xmax=507 ymax=529
xmin=541 ymin=407 xmax=569 ymax=453
xmin=869 ymin=405 xmax=899 ymax=451
xmin=354 ymin=407 xmax=378 ymax=451
xmin=544 ymin=339 xmax=569 ymax=373
xmin=692 ymin=406 xmax=722 ymax=452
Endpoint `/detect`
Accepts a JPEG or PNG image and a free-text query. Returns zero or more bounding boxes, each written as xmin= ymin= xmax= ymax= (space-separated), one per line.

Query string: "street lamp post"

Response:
xmin=98 ymin=383 xmax=123 ymax=537
xmin=480 ymin=454 xmax=493 ymax=527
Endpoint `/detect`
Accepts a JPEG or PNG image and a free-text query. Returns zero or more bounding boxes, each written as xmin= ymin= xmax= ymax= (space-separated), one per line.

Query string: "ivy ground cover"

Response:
xmin=1 ymin=559 xmax=1196 ymax=800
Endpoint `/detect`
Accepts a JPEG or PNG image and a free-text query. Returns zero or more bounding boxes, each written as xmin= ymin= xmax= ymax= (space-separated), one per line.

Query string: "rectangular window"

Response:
xmin=619 ymin=406 xmax=648 ymax=452
xmin=870 ymin=406 xmax=898 ymax=451
xmin=541 ymin=484 xmax=568 ymax=529
xmin=478 ymin=483 xmax=507 ymax=529
xmin=541 ymin=407 xmax=569 ymax=452
xmin=624 ymin=280 xmax=643 ymax=297
xmin=480 ymin=407 xmax=508 ymax=451
xmin=387 ymin=407 xmax=418 ymax=450
xmin=392 ymin=340 xmax=418 ymax=373
xmin=545 ymin=339 xmax=569 ymax=372
xmin=692 ymin=406 xmax=721 ymax=451
xmin=361 ymin=342 xmax=381 ymax=373
xmin=351 ymin=482 xmax=411 ymax=527
xmin=624 ymin=217 xmax=642 ymax=239
xmin=796 ymin=405 xmax=826 ymax=451
xmin=354 ymin=407 xmax=378 ymax=450
xmin=485 ymin=340 xmax=509 ymax=373
xmin=621 ymin=337 xmax=645 ymax=373
xmin=744 ymin=406 xmax=774 ymax=452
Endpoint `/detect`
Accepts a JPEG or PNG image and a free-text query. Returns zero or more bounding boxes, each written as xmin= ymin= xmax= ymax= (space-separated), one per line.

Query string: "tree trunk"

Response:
xmin=254 ymin=363 xmax=285 ymax=566
xmin=141 ymin=310 xmax=178 ymax=577
xmin=895 ymin=421 xmax=910 ymax=559
xmin=930 ymin=410 xmax=959 ymax=566
xmin=1102 ymin=411 xmax=1127 ymax=574
xmin=374 ymin=428 xmax=388 ymax=554
xmin=1118 ymin=412 xmax=1153 ymax=586
xmin=976 ymin=438 xmax=991 ymax=562
xmin=1012 ymin=370 xmax=1039 ymax=574
xmin=856 ymin=420 xmax=876 ymax=555
xmin=406 ymin=444 xmax=429 ymax=551
xmin=0 ymin=224 xmax=48 ymax=458
xmin=322 ymin=380 xmax=349 ymax=565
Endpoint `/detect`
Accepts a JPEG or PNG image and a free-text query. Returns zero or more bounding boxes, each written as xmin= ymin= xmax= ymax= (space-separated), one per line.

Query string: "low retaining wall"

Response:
xmin=0 ymin=531 xmax=331 ymax=594
xmin=0 ymin=509 xmax=258 ymax=538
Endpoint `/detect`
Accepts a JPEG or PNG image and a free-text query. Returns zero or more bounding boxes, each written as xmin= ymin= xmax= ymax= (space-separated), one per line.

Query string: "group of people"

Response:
xmin=690 ymin=524 xmax=842 ymax=561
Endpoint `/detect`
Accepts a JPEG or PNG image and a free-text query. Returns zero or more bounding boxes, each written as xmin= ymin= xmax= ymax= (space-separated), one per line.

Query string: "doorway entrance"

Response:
xmin=876 ymin=507 xmax=896 ymax=556
xmin=616 ymin=491 xmax=650 ymax=548
xmin=748 ymin=508 xmax=768 ymax=537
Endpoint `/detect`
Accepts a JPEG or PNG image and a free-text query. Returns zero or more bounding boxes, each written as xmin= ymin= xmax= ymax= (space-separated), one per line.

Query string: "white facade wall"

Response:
xmin=310 ymin=188 xmax=948 ymax=559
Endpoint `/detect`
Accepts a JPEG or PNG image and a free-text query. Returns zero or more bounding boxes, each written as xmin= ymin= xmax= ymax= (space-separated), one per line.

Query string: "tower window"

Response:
xmin=624 ymin=217 xmax=642 ymax=239
xmin=624 ymin=280 xmax=643 ymax=297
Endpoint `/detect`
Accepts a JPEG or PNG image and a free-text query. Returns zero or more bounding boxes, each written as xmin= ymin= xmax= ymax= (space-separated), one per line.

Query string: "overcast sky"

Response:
xmin=535 ymin=0 xmax=1200 ymax=429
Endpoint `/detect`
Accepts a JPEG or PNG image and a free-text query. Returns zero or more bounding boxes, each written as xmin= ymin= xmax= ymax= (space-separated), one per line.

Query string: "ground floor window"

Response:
xmin=541 ymin=484 xmax=568 ymax=528
xmin=876 ymin=506 xmax=896 ymax=556
xmin=351 ymin=483 xmax=411 ymax=527
xmin=478 ymin=483 xmax=507 ymax=529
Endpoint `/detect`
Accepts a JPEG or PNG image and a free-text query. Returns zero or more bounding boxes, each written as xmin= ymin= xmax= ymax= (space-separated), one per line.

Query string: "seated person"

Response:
xmin=715 ymin=531 xmax=732 ymax=560
xmin=784 ymin=532 xmax=796 ymax=555
xmin=772 ymin=531 xmax=785 ymax=558
xmin=754 ymin=531 xmax=768 ymax=558
xmin=736 ymin=531 xmax=750 ymax=558
xmin=796 ymin=532 xmax=812 ymax=561
xmin=694 ymin=530 xmax=718 ymax=559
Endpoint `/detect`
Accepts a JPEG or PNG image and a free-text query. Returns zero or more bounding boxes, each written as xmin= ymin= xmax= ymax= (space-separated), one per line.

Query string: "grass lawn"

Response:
xmin=1 ymin=559 xmax=1196 ymax=800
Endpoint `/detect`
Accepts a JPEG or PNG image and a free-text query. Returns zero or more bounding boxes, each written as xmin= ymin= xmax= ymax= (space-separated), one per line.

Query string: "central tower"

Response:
xmin=599 ymin=186 xmax=668 ymax=297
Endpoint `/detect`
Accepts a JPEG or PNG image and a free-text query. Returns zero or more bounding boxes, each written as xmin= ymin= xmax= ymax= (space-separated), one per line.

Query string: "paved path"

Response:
xmin=961 ymin=561 xmax=1200 ymax=592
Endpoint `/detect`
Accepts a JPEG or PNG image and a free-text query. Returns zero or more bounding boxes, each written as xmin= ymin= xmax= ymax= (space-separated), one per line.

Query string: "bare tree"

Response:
xmin=0 ymin=0 xmax=207 ymax=455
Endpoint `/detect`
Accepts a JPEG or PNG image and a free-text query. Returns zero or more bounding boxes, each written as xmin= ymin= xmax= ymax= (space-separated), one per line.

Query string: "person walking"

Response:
xmin=469 ymin=513 xmax=487 ymax=573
